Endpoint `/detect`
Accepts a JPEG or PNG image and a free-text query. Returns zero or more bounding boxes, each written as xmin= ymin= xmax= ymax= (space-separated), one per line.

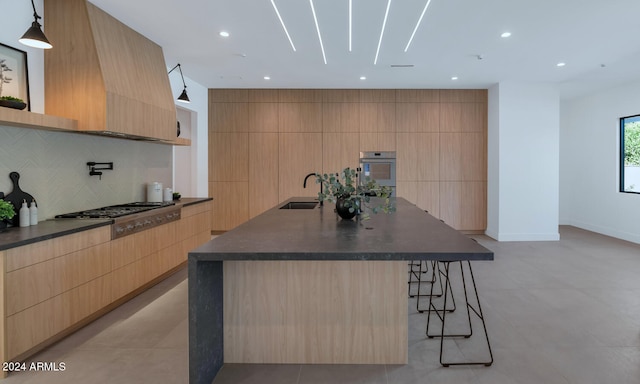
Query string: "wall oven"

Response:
xmin=359 ymin=151 xmax=396 ymax=196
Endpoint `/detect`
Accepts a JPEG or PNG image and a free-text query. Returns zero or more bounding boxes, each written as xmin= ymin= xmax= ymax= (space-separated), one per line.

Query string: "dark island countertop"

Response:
xmin=189 ymin=197 xmax=493 ymax=262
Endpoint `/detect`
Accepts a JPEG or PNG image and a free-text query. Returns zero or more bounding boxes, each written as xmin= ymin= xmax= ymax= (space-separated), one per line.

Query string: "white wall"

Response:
xmin=560 ymin=81 xmax=640 ymax=243
xmin=487 ymin=82 xmax=560 ymax=241
xmin=0 ymin=126 xmax=173 ymax=220
xmin=487 ymin=84 xmax=500 ymax=239
xmin=168 ymin=70 xmax=209 ymax=198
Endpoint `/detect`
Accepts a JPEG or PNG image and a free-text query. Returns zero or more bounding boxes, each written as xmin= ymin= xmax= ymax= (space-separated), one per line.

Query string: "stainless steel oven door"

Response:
xmin=359 ymin=151 xmax=396 ymax=194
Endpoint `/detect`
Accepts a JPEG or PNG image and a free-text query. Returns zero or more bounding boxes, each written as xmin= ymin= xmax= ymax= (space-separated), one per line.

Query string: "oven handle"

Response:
xmin=360 ymin=158 xmax=396 ymax=163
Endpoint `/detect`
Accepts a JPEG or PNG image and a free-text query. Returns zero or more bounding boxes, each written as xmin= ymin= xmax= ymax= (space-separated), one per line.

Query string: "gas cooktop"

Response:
xmin=55 ymin=201 xmax=175 ymax=219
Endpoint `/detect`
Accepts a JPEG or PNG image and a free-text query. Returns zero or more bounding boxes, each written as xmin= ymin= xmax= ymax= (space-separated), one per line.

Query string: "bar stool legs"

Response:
xmin=408 ymin=260 xmax=427 ymax=298
xmin=425 ymin=261 xmax=494 ymax=367
xmin=416 ymin=260 xmax=455 ymax=313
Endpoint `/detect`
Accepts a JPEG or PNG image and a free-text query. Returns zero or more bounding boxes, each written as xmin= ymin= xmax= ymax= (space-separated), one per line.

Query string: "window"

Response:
xmin=620 ymin=114 xmax=640 ymax=193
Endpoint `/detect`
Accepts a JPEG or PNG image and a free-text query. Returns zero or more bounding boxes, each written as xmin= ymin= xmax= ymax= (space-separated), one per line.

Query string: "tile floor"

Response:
xmin=3 ymin=226 xmax=640 ymax=383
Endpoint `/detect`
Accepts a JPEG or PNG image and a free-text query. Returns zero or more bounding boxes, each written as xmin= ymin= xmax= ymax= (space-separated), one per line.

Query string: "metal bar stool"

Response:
xmin=408 ymin=260 xmax=425 ymax=298
xmin=417 ymin=260 xmax=456 ymax=313
xmin=409 ymin=211 xmax=450 ymax=312
xmin=425 ymin=258 xmax=493 ymax=367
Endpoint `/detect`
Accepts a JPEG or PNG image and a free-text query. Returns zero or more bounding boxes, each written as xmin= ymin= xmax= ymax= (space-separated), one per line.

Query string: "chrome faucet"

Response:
xmin=303 ymin=172 xmax=323 ymax=206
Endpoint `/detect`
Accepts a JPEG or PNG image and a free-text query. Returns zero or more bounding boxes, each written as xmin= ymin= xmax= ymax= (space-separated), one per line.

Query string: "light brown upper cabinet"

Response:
xmin=359 ymin=103 xmax=396 ymax=133
xmin=279 ymin=103 xmax=322 ymax=133
xmin=44 ymin=0 xmax=176 ymax=141
xmin=395 ymin=103 xmax=440 ymax=132
xmin=278 ymin=133 xmax=323 ymax=201
xmin=440 ymin=103 xmax=487 ymax=132
xmin=209 ymin=133 xmax=249 ymax=182
xmin=210 ymin=103 xmax=249 ymax=133
xmin=249 ymin=133 xmax=279 ymax=218
xmin=323 ymin=103 xmax=360 ymax=133
xmin=323 ymin=133 xmax=361 ymax=174
xmin=396 ymin=133 xmax=439 ymax=181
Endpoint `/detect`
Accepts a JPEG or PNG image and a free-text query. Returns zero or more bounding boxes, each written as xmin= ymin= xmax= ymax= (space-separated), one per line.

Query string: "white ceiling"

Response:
xmin=87 ymin=0 xmax=640 ymax=99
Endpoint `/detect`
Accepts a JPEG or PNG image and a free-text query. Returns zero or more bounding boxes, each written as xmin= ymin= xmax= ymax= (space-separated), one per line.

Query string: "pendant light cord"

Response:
xmin=168 ymin=63 xmax=188 ymax=90
xmin=30 ymin=0 xmax=41 ymax=21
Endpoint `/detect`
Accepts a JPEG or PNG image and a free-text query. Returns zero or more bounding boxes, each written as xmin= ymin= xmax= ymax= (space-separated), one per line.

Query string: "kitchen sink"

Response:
xmin=279 ymin=201 xmax=319 ymax=210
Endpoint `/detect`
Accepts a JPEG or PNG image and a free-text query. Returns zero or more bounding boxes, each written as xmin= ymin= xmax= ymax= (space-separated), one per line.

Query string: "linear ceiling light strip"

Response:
xmin=404 ymin=0 xmax=433 ymax=52
xmin=270 ymin=0 xmax=297 ymax=51
xmin=374 ymin=0 xmax=392 ymax=65
xmin=310 ymin=0 xmax=327 ymax=64
xmin=349 ymin=0 xmax=353 ymax=52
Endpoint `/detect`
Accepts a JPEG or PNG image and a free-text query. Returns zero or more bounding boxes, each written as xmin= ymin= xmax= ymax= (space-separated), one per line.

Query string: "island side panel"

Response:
xmin=188 ymin=258 xmax=224 ymax=384
xmin=223 ymin=260 xmax=407 ymax=364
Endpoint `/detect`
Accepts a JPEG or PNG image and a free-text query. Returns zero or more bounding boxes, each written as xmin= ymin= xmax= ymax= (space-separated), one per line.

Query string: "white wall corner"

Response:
xmin=488 ymin=82 xmax=561 ymax=242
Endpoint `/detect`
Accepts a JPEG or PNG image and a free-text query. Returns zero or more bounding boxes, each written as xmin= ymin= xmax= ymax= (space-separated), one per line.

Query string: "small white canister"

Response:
xmin=163 ymin=187 xmax=173 ymax=202
xmin=147 ymin=182 xmax=163 ymax=202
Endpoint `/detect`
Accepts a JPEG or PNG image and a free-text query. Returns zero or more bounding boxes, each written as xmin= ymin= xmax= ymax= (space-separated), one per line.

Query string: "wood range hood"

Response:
xmin=44 ymin=0 xmax=177 ymax=142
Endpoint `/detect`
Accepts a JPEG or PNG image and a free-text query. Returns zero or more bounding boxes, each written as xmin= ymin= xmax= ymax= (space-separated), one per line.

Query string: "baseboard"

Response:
xmin=483 ymin=229 xmax=560 ymax=242
xmin=562 ymin=220 xmax=640 ymax=245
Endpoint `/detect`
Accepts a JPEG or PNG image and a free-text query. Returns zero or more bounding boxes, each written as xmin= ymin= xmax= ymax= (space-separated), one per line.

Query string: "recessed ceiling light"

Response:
xmin=360 ymin=76 xmax=366 ymax=80
xmin=219 ymin=31 xmax=230 ymax=37
xmin=500 ymin=32 xmax=511 ymax=38
xmin=264 ymin=76 xmax=271 ymax=80
xmin=451 ymin=76 xmax=458 ymax=80
xmin=557 ymin=62 xmax=566 ymax=67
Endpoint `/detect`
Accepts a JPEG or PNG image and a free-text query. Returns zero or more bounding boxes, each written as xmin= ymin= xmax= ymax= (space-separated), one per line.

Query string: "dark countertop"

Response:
xmin=189 ymin=197 xmax=493 ymax=262
xmin=0 ymin=197 xmax=213 ymax=251
xmin=0 ymin=219 xmax=112 ymax=251
xmin=174 ymin=197 xmax=213 ymax=207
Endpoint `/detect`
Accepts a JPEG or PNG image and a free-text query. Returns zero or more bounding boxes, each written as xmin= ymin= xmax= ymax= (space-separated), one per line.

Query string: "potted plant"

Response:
xmin=315 ymin=167 xmax=395 ymax=220
xmin=0 ymin=200 xmax=16 ymax=231
xmin=0 ymin=96 xmax=27 ymax=110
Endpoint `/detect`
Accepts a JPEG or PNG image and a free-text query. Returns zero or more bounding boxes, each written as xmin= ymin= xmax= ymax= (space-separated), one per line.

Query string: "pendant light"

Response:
xmin=168 ymin=63 xmax=190 ymax=103
xmin=19 ymin=0 xmax=52 ymax=49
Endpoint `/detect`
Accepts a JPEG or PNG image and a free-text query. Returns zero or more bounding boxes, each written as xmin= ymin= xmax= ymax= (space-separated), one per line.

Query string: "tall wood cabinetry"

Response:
xmin=395 ymin=90 xmax=487 ymax=230
xmin=209 ymin=89 xmax=487 ymax=232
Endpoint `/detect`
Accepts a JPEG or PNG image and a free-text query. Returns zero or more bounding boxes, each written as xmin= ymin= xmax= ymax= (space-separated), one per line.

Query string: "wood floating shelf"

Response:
xmin=170 ymin=137 xmax=192 ymax=146
xmin=0 ymin=108 xmax=78 ymax=132
xmin=0 ymin=108 xmax=191 ymax=147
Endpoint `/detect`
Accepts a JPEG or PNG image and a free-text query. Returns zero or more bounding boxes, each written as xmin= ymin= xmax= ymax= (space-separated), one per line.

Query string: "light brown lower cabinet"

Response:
xmin=3 ymin=226 xmax=112 ymax=361
xmin=0 ymin=200 xmax=212 ymax=372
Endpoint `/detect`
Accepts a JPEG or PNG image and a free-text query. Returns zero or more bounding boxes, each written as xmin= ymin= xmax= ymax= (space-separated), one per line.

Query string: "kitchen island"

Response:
xmin=188 ymin=197 xmax=493 ymax=384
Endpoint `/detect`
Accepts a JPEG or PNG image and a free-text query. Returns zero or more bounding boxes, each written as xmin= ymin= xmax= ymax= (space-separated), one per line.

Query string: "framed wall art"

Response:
xmin=0 ymin=42 xmax=30 ymax=111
